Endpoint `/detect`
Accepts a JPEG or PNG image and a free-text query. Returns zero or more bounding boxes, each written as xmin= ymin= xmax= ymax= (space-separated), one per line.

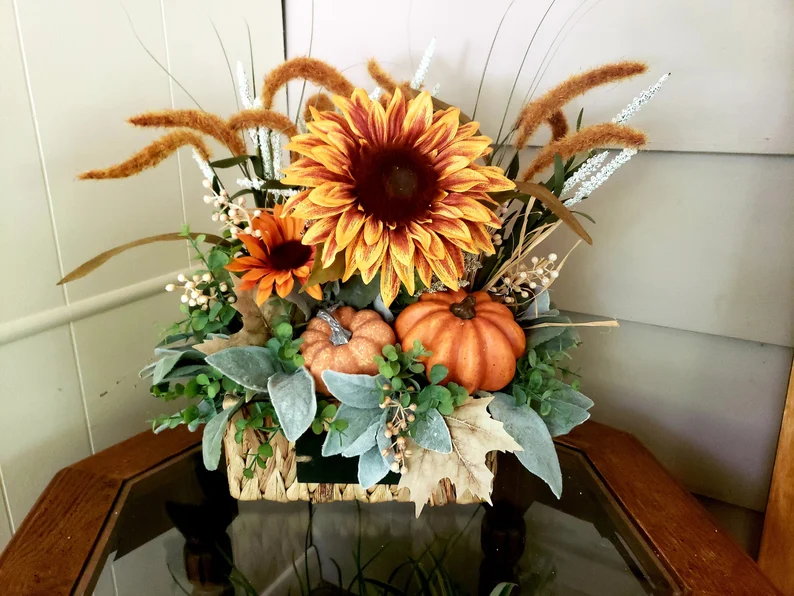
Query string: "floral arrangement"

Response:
xmin=62 ymin=43 xmax=667 ymax=516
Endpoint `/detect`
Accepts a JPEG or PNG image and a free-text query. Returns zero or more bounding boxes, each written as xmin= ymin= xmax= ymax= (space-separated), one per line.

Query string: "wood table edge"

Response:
xmin=0 ymin=426 xmax=201 ymax=595
xmin=557 ymin=421 xmax=783 ymax=596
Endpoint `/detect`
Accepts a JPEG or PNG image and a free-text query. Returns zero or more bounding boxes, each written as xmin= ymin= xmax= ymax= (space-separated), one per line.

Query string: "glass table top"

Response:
xmin=96 ymin=446 xmax=679 ymax=595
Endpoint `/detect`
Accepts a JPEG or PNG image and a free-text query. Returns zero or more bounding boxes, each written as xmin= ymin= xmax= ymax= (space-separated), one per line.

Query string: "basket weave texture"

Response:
xmin=224 ymin=410 xmax=496 ymax=505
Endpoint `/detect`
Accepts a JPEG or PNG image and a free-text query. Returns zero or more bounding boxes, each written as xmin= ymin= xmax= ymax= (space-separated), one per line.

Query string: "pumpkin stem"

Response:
xmin=449 ymin=295 xmax=477 ymax=320
xmin=317 ymin=310 xmax=351 ymax=345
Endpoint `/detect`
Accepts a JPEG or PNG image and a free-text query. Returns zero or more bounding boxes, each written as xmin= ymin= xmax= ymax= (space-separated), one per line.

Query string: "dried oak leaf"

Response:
xmin=398 ymin=395 xmax=522 ymax=516
xmin=195 ymin=283 xmax=277 ymax=355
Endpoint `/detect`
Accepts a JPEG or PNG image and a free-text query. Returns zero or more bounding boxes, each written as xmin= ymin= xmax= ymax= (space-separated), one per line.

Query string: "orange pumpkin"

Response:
xmin=301 ymin=307 xmax=396 ymax=394
xmin=394 ymin=290 xmax=526 ymax=393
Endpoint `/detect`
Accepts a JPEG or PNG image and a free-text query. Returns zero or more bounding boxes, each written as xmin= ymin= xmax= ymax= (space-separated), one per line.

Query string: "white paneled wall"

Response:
xmin=0 ymin=0 xmax=286 ymax=573
xmin=285 ymin=0 xmax=793 ymax=513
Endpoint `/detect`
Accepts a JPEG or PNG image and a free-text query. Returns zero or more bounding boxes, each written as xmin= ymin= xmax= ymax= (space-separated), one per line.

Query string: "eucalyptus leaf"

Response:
xmin=321 ymin=404 xmax=382 ymax=457
xmin=413 ymin=409 xmax=452 ymax=454
xmin=336 ymin=274 xmax=381 ymax=309
xmin=551 ymin=386 xmax=594 ymax=410
xmin=206 ymin=346 xmax=277 ymax=391
xmin=202 ymin=401 xmax=241 ymax=471
xmin=358 ymin=445 xmax=391 ymax=489
xmin=267 ymin=367 xmax=317 ymax=441
xmin=322 ymin=371 xmax=384 ymax=409
xmin=489 ymin=392 xmax=562 ymax=498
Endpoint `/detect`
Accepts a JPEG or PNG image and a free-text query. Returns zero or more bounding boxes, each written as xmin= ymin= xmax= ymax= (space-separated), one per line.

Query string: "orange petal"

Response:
xmin=305 ymin=284 xmax=324 ymax=300
xmin=311 ymin=145 xmax=351 ymax=176
xmin=390 ymin=248 xmax=415 ymax=295
xmin=302 ymin=216 xmax=342 ymax=245
xmin=256 ymin=279 xmax=274 ymax=305
xmin=443 ymin=194 xmax=499 ymax=223
xmin=343 ymin=244 xmax=359 ymax=282
xmin=332 ymin=92 xmax=369 ymax=139
xmin=284 ymin=133 xmax=325 ymax=157
xmin=407 ymin=221 xmax=432 ymax=251
xmin=401 ymin=91 xmax=433 ymax=145
xmin=239 ymin=235 xmax=268 ymax=261
xmin=366 ymin=98 xmax=388 ymax=146
xmin=355 ymin=232 xmax=387 ymax=270
xmin=335 ymin=208 xmax=366 ymax=249
xmin=282 ymin=189 xmax=312 ymax=215
xmin=322 ymin=234 xmax=342 ymax=268
xmin=379 ymin=256 xmax=402 ymax=307
xmin=385 ymin=87 xmax=407 ymax=139
xmin=437 ymin=136 xmax=492 ymax=164
xmin=308 ymin=182 xmax=357 ymax=208
xmin=291 ymin=197 xmax=351 ymax=220
xmin=414 ymin=249 xmax=434 ymax=288
xmin=275 ymin=276 xmax=295 ymax=299
xmin=388 ymin=227 xmax=415 ymax=266
xmin=327 ymin=131 xmax=358 ymax=160
xmin=433 ymin=155 xmax=471 ymax=179
xmin=466 ymin=221 xmax=496 ymax=255
xmin=226 ymin=255 xmax=263 ymax=272
xmin=414 ymin=108 xmax=459 ymax=154
xmin=427 ymin=216 xmax=472 ymax=241
xmin=439 ymin=168 xmax=489 ymax=193
xmin=363 ymin=216 xmax=383 ymax=245
xmin=469 ymin=164 xmax=515 ymax=192
xmin=241 ymin=269 xmax=267 ymax=282
xmin=428 ymin=256 xmax=460 ymax=291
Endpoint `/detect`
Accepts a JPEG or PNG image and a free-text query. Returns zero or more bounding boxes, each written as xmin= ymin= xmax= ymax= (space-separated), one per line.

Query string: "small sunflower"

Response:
xmin=226 ymin=204 xmax=323 ymax=305
xmin=281 ymin=88 xmax=514 ymax=306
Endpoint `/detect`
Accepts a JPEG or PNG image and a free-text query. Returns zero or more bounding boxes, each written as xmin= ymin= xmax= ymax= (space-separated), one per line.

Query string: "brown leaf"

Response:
xmin=513 ymin=181 xmax=592 ymax=245
xmin=57 ymin=232 xmax=227 ymax=285
xmin=398 ymin=395 xmax=521 ymax=516
xmin=194 ymin=281 xmax=272 ymax=355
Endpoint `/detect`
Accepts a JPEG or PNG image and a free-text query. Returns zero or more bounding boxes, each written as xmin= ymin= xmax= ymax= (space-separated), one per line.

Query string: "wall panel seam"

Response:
xmin=0 ymin=465 xmax=15 ymax=535
xmin=11 ymin=0 xmax=96 ymax=455
xmin=0 ymin=269 xmax=184 ymax=347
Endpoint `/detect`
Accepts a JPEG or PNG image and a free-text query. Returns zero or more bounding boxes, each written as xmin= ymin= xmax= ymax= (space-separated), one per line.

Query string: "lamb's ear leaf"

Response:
xmin=321 ymin=370 xmax=384 ymax=408
xmin=205 ymin=346 xmax=277 ymax=392
xmin=358 ymin=445 xmax=391 ymax=489
xmin=201 ymin=401 xmax=242 ymax=471
xmin=488 ymin=392 xmax=562 ymax=498
xmin=268 ymin=367 xmax=317 ymax=441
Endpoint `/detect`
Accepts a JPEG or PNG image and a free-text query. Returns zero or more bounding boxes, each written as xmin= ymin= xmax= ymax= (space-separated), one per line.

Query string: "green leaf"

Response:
xmin=322 ymin=371 xmax=384 ymax=409
xmin=258 ymin=443 xmax=273 ymax=459
xmin=576 ymin=107 xmax=584 ymax=132
xmin=205 ymin=346 xmax=277 ymax=392
xmin=275 ymin=322 xmax=292 ymax=339
xmin=242 ymin=468 xmax=254 ymax=479
xmin=321 ymin=404 xmax=381 ymax=457
xmin=409 ymin=363 xmax=425 ymax=374
xmin=552 ymin=385 xmax=594 ymax=410
xmin=321 ymin=404 xmax=337 ymax=419
xmin=413 ymin=409 xmax=452 ymax=453
xmin=151 ymin=352 xmax=183 ymax=385
xmin=201 ymin=402 xmax=240 ymax=471
xmin=333 ymin=419 xmax=349 ymax=431
xmin=336 ymin=274 xmax=381 ymax=309
xmin=207 ymin=250 xmax=230 ymax=271
xmin=418 ymin=385 xmax=451 ymax=403
xmin=429 ymin=364 xmax=448 ymax=385
xmin=196 ymin=373 xmax=210 ymax=386
xmin=311 ymin=419 xmax=324 ymax=434
xmin=489 ymin=392 xmax=562 ymax=498
xmin=540 ymin=399 xmax=590 ymax=437
xmin=489 ymin=582 xmax=518 ymax=596
xmin=208 ymin=301 xmax=224 ymax=320
xmin=208 ymin=155 xmax=256 ymax=168
xmin=342 ymin=417 xmax=381 ymax=458
xmin=437 ymin=401 xmax=455 ymax=416
xmin=267 ymin=367 xmax=317 ymax=441
xmin=506 ymin=150 xmax=520 ymax=180
xmin=526 ymin=316 xmax=571 ymax=348
xmin=553 ymin=153 xmax=565 ymax=197
xmin=192 ymin=311 xmax=209 ymax=331
xmin=358 ymin=445 xmax=391 ymax=489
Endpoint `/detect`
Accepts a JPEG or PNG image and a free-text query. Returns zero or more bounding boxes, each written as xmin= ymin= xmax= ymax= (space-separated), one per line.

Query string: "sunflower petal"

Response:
xmin=282 ymin=189 xmax=311 ymax=215
xmin=427 ymin=216 xmax=472 ymax=241
xmin=414 ymin=249 xmax=434 ymax=288
xmin=302 ymin=216 xmax=341 ymax=245
xmin=356 ymin=232 xmax=387 ymax=270
xmin=402 ymin=91 xmax=433 ymax=145
xmin=380 ymin=256 xmax=402 ymax=307
xmin=322 ymin=234 xmax=342 ymax=268
xmin=291 ymin=198 xmax=351 ymax=220
xmin=438 ymin=167 xmax=489 ymax=192
xmin=466 ymin=221 xmax=496 ymax=255
xmin=239 ymin=235 xmax=268 ymax=261
xmin=437 ymin=135 xmax=492 ymax=164
xmin=332 ymin=92 xmax=369 ymax=139
xmin=414 ymin=108 xmax=459 ymax=154
xmin=443 ymin=193 xmax=499 ymax=223
xmin=335 ymin=208 xmax=366 ymax=249
xmin=391 ymin=248 xmax=415 ymax=295
xmin=256 ymin=279 xmax=274 ymax=305
xmin=366 ymin=99 xmax=388 ymax=146
xmin=226 ymin=256 xmax=263 ymax=272
xmin=285 ymin=133 xmax=325 ymax=157
xmin=275 ymin=276 xmax=294 ymax=299
xmin=363 ymin=216 xmax=384 ymax=245
xmin=428 ymin=255 xmax=460 ymax=291
xmin=407 ymin=221 xmax=432 ymax=251
xmin=311 ymin=145 xmax=351 ymax=176
xmin=385 ymin=87 xmax=407 ymax=139
xmin=305 ymin=284 xmax=324 ymax=300
xmin=469 ymin=164 xmax=516 ymax=192
xmin=388 ymin=227 xmax=415 ymax=266
xmin=308 ymin=182 xmax=356 ymax=207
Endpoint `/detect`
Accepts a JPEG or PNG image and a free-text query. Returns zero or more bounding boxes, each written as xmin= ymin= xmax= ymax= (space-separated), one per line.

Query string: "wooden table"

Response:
xmin=0 ymin=421 xmax=781 ymax=595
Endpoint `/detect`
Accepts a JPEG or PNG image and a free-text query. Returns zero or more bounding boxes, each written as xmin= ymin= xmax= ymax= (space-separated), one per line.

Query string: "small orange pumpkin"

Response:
xmin=301 ymin=307 xmax=396 ymax=394
xmin=394 ymin=290 xmax=526 ymax=393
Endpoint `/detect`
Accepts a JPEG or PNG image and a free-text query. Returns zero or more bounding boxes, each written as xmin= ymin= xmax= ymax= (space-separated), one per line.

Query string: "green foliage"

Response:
xmin=335 ymin=273 xmax=381 ymax=309
xmin=267 ymin=367 xmax=317 ymax=441
xmin=265 ymin=321 xmax=305 ymax=373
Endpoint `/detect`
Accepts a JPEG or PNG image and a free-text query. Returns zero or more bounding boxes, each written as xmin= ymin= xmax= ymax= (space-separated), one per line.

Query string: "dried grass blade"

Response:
xmin=514 ymin=181 xmax=592 ymax=245
xmin=57 ymin=232 xmax=226 ymax=285
xmin=527 ymin=320 xmax=619 ymax=329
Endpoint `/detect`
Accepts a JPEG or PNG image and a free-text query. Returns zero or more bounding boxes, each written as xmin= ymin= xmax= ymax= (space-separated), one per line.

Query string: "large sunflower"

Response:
xmin=281 ymin=88 xmax=514 ymax=306
xmin=226 ymin=204 xmax=323 ymax=305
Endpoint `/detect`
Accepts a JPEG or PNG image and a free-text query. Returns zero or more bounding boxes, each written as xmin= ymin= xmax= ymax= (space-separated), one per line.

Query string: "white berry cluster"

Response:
xmin=202 ymin=179 xmax=262 ymax=240
xmin=488 ymin=253 xmax=560 ymax=304
xmin=165 ymin=272 xmax=235 ymax=310
xmin=489 ymin=203 xmax=510 ymax=247
xmin=380 ymin=394 xmax=417 ymax=474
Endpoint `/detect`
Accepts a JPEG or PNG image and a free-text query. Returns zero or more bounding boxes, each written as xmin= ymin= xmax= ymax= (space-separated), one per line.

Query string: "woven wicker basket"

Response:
xmin=223 ymin=409 xmax=496 ymax=505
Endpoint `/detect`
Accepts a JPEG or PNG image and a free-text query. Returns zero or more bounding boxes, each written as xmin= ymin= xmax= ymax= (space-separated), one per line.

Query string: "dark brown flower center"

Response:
xmin=350 ymin=145 xmax=438 ymax=226
xmin=268 ymin=240 xmax=312 ymax=272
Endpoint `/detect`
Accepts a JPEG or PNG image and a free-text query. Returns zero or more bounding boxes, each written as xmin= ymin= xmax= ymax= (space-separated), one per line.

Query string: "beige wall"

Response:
xmin=0 ymin=0 xmax=286 ymax=584
xmin=284 ymin=0 xmax=794 ymax=513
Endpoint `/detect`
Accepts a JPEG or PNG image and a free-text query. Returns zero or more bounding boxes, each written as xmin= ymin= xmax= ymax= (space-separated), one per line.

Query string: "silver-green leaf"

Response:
xmin=489 ymin=392 xmax=562 ymax=498
xmin=268 ymin=367 xmax=317 ymax=441
xmin=202 ymin=401 xmax=240 ymax=471
xmin=151 ymin=352 xmax=182 ymax=384
xmin=321 ymin=371 xmax=384 ymax=409
xmin=542 ymin=399 xmax=590 ymax=437
xmin=205 ymin=346 xmax=277 ymax=391
xmin=322 ymin=404 xmax=382 ymax=457
xmin=413 ymin=409 xmax=452 ymax=454
xmin=343 ymin=418 xmax=381 ymax=458
xmin=358 ymin=445 xmax=391 ymax=489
